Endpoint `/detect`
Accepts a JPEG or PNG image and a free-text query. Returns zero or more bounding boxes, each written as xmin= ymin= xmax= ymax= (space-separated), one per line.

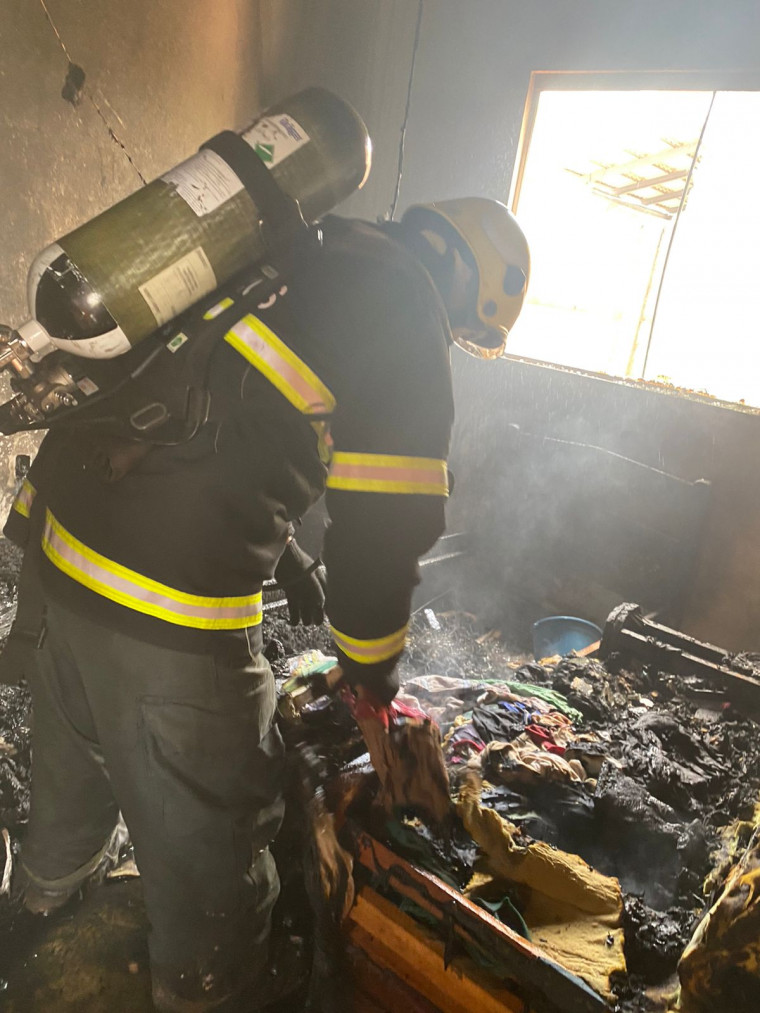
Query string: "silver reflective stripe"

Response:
xmin=12 ymin=479 xmax=36 ymax=518
xmin=225 ymin=314 xmax=336 ymax=415
xmin=42 ymin=509 xmax=262 ymax=630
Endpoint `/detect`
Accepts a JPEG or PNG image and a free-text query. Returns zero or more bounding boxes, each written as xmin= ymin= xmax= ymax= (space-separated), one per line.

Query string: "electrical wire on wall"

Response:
xmin=388 ymin=0 xmax=424 ymax=220
xmin=641 ymin=91 xmax=717 ymax=379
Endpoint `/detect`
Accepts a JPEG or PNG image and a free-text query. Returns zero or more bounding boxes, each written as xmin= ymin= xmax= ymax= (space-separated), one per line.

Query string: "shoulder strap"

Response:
xmin=202 ymin=131 xmax=313 ymax=271
xmin=39 ymin=266 xmax=285 ymax=446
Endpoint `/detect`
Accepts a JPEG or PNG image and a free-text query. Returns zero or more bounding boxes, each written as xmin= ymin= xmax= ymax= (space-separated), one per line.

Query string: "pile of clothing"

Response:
xmin=399 ymin=675 xmax=595 ymax=802
xmin=266 ymin=611 xmax=760 ymax=1010
xmin=385 ymin=617 xmax=760 ymax=1010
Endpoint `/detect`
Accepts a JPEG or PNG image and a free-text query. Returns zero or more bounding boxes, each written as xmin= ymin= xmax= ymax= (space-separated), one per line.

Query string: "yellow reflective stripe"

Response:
xmin=203 ymin=296 xmax=234 ymax=320
xmin=326 ymin=452 xmax=448 ymax=496
xmin=225 ymin=314 xmax=336 ymax=416
xmin=12 ymin=479 xmax=36 ymax=519
xmin=331 ymin=623 xmax=408 ymax=664
xmin=42 ymin=509 xmax=262 ymax=630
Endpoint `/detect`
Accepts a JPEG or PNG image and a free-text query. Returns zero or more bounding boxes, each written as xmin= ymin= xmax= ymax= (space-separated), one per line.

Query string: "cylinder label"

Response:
xmin=139 ymin=248 xmax=218 ymax=326
xmin=242 ymin=115 xmax=310 ymax=168
xmin=51 ymin=328 xmax=131 ymax=359
xmin=162 ymin=149 xmax=245 ymax=217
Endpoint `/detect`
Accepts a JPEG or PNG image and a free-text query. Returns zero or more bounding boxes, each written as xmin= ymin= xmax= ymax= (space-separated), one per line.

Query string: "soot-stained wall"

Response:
xmin=280 ymin=0 xmax=760 ymax=650
xmin=449 ymin=356 xmax=760 ymax=652
xmin=2 ymin=1 xmax=758 ymax=649
xmin=0 ymin=0 xmax=290 ymax=518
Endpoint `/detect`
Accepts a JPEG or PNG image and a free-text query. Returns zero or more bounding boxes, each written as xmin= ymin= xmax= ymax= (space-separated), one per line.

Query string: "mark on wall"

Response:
xmin=61 ymin=62 xmax=86 ymax=106
xmin=38 ymin=0 xmax=147 ymax=184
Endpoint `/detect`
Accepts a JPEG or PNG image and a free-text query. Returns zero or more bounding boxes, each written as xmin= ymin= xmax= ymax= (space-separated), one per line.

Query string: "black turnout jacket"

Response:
xmin=5 ymin=217 xmax=455 ymax=692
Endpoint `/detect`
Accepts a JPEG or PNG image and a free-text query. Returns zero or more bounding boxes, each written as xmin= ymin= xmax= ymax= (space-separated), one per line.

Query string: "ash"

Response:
xmin=0 ymin=684 xmax=31 ymax=831
xmin=0 ymin=570 xmax=758 ymax=1008
xmin=0 ymin=541 xmax=28 ymax=833
xmin=262 ymin=605 xmax=530 ymax=683
xmin=265 ymin=606 xmax=760 ymax=1006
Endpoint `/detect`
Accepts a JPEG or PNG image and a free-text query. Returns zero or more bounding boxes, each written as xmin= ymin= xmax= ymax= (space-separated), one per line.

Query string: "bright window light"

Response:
xmin=510 ymin=88 xmax=760 ymax=408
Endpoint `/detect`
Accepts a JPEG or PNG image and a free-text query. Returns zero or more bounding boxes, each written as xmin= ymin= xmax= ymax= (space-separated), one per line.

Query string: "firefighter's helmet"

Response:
xmin=402 ymin=198 xmax=529 ymax=359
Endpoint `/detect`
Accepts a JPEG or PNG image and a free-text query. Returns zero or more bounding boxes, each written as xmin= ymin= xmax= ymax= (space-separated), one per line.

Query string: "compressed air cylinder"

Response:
xmin=17 ymin=87 xmax=371 ymax=360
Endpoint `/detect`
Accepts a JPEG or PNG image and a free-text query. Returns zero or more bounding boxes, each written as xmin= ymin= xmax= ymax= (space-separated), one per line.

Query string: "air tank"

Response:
xmin=13 ymin=87 xmax=371 ymax=361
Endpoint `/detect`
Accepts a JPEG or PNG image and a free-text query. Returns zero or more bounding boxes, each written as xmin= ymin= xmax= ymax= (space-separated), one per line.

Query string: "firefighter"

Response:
xmin=3 ymin=198 xmax=529 ymax=1011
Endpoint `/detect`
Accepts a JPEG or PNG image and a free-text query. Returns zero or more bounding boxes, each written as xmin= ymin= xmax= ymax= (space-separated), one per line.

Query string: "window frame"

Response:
xmin=510 ymin=69 xmax=760 ymax=211
xmin=506 ymin=69 xmax=760 ymax=408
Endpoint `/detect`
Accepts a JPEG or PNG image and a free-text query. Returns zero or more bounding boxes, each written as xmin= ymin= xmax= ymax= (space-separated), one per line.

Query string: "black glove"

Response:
xmin=339 ymin=657 xmax=400 ymax=707
xmin=274 ymin=539 xmax=327 ymax=626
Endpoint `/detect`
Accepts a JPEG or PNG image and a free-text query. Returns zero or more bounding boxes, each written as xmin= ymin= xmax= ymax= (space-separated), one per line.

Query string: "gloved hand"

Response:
xmin=274 ymin=539 xmax=327 ymax=626
xmin=341 ymin=659 xmax=400 ymax=707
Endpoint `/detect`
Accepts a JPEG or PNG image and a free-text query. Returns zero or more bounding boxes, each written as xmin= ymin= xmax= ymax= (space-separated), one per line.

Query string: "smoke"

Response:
xmin=444 ymin=351 xmax=710 ymax=643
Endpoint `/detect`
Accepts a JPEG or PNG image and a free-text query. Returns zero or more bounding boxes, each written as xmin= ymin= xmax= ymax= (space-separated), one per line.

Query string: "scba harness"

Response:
xmin=0 ymin=129 xmax=321 ymax=453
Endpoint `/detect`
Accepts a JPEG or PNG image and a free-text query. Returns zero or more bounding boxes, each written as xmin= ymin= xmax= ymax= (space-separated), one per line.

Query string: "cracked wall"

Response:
xmin=0 ymin=0 xmax=296 ymax=516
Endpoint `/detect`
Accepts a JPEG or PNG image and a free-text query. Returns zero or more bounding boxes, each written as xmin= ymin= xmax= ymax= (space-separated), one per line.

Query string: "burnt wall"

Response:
xmin=0 ymin=0 xmax=294 ymax=518
xmin=448 ymin=357 xmax=760 ymax=650
xmin=278 ymin=0 xmax=760 ymax=650
xmin=2 ymin=0 xmax=757 ymax=648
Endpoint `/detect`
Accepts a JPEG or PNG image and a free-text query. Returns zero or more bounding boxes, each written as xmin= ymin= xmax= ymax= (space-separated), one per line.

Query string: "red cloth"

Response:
xmin=340 ymin=688 xmax=434 ymax=732
xmin=526 ymin=723 xmax=565 ymax=755
xmin=391 ymin=699 xmax=432 ymax=724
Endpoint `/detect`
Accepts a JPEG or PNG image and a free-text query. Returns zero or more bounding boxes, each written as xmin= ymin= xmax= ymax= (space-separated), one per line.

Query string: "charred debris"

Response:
xmin=268 ymin=606 xmax=760 ymax=1010
xmin=2 ymin=554 xmax=760 ymax=1010
xmin=0 ymin=542 xmax=27 ymax=837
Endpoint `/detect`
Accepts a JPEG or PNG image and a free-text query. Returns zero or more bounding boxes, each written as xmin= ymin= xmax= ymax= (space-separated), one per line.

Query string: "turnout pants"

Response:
xmin=23 ymin=598 xmax=285 ymax=1005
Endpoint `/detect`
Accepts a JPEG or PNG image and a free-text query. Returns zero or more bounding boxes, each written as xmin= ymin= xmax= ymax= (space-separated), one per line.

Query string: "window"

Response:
xmin=509 ymin=73 xmax=760 ymax=408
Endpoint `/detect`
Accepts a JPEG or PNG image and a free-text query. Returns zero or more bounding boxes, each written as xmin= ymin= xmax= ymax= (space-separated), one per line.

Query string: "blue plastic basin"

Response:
xmin=532 ymin=616 xmax=602 ymax=659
